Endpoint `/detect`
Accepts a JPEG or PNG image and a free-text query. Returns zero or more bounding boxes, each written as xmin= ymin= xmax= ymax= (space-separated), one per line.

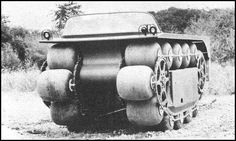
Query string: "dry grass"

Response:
xmin=1 ymin=69 xmax=40 ymax=92
xmin=208 ymin=63 xmax=235 ymax=95
xmin=1 ymin=63 xmax=235 ymax=139
xmin=2 ymin=92 xmax=235 ymax=139
xmin=1 ymin=62 xmax=235 ymax=95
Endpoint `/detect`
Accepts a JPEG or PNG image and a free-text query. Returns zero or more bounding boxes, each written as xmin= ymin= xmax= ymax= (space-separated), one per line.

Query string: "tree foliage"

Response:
xmin=184 ymin=9 xmax=235 ymax=63
xmin=1 ymin=14 xmax=49 ymax=70
xmin=1 ymin=15 xmax=12 ymax=46
xmin=150 ymin=8 xmax=235 ymax=63
xmin=53 ymin=1 xmax=82 ymax=31
xmin=1 ymin=7 xmax=235 ymax=71
xmin=10 ymin=27 xmax=30 ymax=39
xmin=151 ymin=7 xmax=202 ymax=33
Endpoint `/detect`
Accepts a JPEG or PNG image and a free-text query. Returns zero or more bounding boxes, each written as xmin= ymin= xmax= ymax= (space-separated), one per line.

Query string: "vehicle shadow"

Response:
xmin=70 ymin=111 xmax=165 ymax=135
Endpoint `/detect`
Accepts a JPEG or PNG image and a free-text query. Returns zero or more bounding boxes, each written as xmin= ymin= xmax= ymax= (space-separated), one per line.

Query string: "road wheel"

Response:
xmin=173 ymin=120 xmax=182 ymax=130
xmin=159 ymin=113 xmax=174 ymax=131
xmin=192 ymin=109 xmax=198 ymax=118
xmin=183 ymin=115 xmax=191 ymax=124
xmin=126 ymin=97 xmax=164 ymax=126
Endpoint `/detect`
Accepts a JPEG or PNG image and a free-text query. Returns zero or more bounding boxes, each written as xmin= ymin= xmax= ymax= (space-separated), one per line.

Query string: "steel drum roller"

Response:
xmin=116 ymin=66 xmax=154 ymax=101
xmin=82 ymin=46 xmax=123 ymax=65
xmin=50 ymin=101 xmax=80 ymax=125
xmin=80 ymin=64 xmax=120 ymax=85
xmin=189 ymin=43 xmax=198 ymax=67
xmin=171 ymin=43 xmax=183 ymax=70
xmin=37 ymin=69 xmax=73 ymax=102
xmin=126 ymin=97 xmax=163 ymax=126
xmin=161 ymin=42 xmax=173 ymax=69
xmin=180 ymin=43 xmax=191 ymax=68
xmin=125 ymin=42 xmax=162 ymax=68
xmin=47 ymin=45 xmax=76 ymax=71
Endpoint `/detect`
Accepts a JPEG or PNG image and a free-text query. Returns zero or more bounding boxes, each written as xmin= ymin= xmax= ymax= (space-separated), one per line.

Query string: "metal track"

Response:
xmin=150 ymin=53 xmax=206 ymax=124
xmin=68 ymin=53 xmax=88 ymax=116
xmin=89 ymin=50 xmax=206 ymax=124
xmin=160 ymin=52 xmax=208 ymax=57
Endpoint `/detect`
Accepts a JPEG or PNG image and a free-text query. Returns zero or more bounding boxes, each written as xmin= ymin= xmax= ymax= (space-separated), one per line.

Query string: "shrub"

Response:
xmin=1 ymin=43 xmax=21 ymax=71
xmin=151 ymin=7 xmax=202 ymax=33
xmin=1 ymin=69 xmax=40 ymax=92
xmin=184 ymin=8 xmax=235 ymax=63
xmin=208 ymin=63 xmax=235 ymax=95
xmin=24 ymin=32 xmax=48 ymax=68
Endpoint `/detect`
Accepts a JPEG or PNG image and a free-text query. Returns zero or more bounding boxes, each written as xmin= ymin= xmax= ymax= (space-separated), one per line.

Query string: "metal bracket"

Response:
xmin=69 ymin=79 xmax=75 ymax=92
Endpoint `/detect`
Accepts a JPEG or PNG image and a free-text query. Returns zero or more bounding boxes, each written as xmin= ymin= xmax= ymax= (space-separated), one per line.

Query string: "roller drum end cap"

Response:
xmin=37 ymin=69 xmax=73 ymax=102
xmin=116 ymin=66 xmax=154 ymax=101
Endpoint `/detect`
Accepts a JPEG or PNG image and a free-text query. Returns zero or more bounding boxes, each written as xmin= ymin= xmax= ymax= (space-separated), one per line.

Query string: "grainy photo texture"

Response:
xmin=1 ymin=1 xmax=235 ymax=140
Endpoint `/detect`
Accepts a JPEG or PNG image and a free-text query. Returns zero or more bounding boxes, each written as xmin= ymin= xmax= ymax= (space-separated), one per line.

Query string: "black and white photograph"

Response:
xmin=1 ymin=1 xmax=235 ymax=139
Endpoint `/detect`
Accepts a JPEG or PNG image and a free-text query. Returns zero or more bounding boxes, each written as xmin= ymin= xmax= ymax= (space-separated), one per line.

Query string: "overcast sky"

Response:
xmin=1 ymin=1 xmax=235 ymax=31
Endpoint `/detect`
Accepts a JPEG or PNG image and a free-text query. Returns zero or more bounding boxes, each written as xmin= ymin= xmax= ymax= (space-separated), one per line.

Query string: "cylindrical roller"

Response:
xmin=37 ymin=69 xmax=72 ymax=102
xmin=82 ymin=46 xmax=122 ymax=65
xmin=80 ymin=64 xmax=120 ymax=85
xmin=50 ymin=101 xmax=80 ymax=125
xmin=125 ymin=42 xmax=162 ymax=68
xmin=171 ymin=43 xmax=182 ymax=70
xmin=116 ymin=66 xmax=154 ymax=101
xmin=161 ymin=42 xmax=173 ymax=69
xmin=189 ymin=43 xmax=198 ymax=67
xmin=126 ymin=97 xmax=163 ymax=126
xmin=47 ymin=44 xmax=77 ymax=72
xmin=197 ymin=50 xmax=204 ymax=60
xmin=180 ymin=43 xmax=191 ymax=68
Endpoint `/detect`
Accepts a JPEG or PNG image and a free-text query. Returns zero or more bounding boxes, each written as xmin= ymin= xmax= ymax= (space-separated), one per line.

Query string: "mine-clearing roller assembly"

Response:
xmin=37 ymin=12 xmax=210 ymax=131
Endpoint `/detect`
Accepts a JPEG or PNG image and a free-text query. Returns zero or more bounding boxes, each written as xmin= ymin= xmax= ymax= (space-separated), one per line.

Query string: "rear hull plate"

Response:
xmin=169 ymin=68 xmax=199 ymax=113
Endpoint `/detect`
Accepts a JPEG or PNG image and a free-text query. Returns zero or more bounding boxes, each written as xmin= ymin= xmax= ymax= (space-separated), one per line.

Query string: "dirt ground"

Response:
xmin=1 ymin=91 xmax=235 ymax=139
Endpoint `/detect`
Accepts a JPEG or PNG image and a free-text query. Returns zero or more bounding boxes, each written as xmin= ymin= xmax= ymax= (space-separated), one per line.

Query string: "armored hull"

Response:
xmin=37 ymin=12 xmax=210 ymax=131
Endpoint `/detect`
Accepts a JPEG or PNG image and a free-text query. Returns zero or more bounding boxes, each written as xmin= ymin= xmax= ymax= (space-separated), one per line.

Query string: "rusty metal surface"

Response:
xmin=170 ymin=68 xmax=198 ymax=107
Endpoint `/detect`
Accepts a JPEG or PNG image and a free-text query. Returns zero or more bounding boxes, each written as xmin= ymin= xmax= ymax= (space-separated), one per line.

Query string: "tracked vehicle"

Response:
xmin=37 ymin=12 xmax=210 ymax=131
